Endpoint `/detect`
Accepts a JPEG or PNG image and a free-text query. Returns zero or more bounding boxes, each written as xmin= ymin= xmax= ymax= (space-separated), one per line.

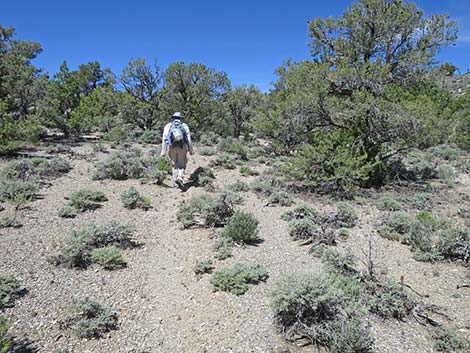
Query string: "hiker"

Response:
xmin=161 ymin=112 xmax=194 ymax=188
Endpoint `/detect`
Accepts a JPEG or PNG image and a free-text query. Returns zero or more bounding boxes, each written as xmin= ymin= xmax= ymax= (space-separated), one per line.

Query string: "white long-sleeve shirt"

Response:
xmin=161 ymin=120 xmax=193 ymax=156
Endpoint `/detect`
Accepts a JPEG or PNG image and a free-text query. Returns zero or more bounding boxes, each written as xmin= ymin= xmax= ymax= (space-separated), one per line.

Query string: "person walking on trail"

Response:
xmin=161 ymin=112 xmax=194 ymax=189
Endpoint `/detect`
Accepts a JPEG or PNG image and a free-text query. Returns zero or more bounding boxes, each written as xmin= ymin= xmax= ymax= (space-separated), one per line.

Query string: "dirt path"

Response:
xmin=1 ymin=144 xmax=469 ymax=353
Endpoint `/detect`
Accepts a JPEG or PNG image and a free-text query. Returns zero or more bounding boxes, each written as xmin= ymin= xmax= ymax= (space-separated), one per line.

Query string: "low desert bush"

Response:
xmin=0 ymin=275 xmax=20 ymax=309
xmin=91 ymin=143 xmax=108 ymax=153
xmin=288 ymin=218 xmax=319 ymax=240
xmin=412 ymin=192 xmax=432 ymax=209
xmin=437 ymin=164 xmax=455 ymax=185
xmin=198 ymin=147 xmax=215 ymax=156
xmin=334 ymin=203 xmax=358 ymax=228
xmin=249 ymin=177 xmax=282 ymax=196
xmin=211 ymin=263 xmax=268 ymax=295
xmin=177 ymin=193 xmax=234 ymax=228
xmin=193 ymin=260 xmax=214 ymax=275
xmin=120 ymin=187 xmax=151 ymax=210
xmin=190 ymin=167 xmax=216 ymax=187
xmin=0 ymin=216 xmax=22 ymax=228
xmin=68 ymin=189 xmax=108 ymax=211
xmin=214 ymin=236 xmax=234 ymax=260
xmin=0 ymin=316 xmax=10 ymax=353
xmin=321 ymin=248 xmax=357 ymax=277
xmin=377 ymin=211 xmax=414 ymax=242
xmin=209 ymin=153 xmax=238 ymax=170
xmin=56 ymin=221 xmax=133 ymax=268
xmin=433 ymin=328 xmax=469 ymax=353
xmin=220 ymin=211 xmax=259 ymax=245
xmin=58 ymin=205 xmax=78 ymax=218
xmin=216 ymin=138 xmax=248 ymax=160
xmin=225 ymin=180 xmax=249 ymax=192
xmin=1 ymin=157 xmax=71 ymax=181
xmin=139 ymin=129 xmax=161 ymax=144
xmin=72 ymin=298 xmax=118 ymax=338
xmin=240 ymin=166 xmax=259 ymax=176
xmin=428 ymin=145 xmax=461 ymax=161
xmin=281 ymin=204 xmax=322 ymax=222
xmin=436 ymin=227 xmax=470 ymax=265
xmin=0 ymin=180 xmax=39 ymax=208
xmin=267 ymin=190 xmax=294 ymax=206
xmin=377 ymin=193 xmax=402 ymax=211
xmin=93 ymin=150 xmax=146 ymax=180
xmin=365 ymin=281 xmax=411 ymax=319
xmin=270 ymin=272 xmax=372 ymax=352
xmin=91 ymin=246 xmax=126 ymax=270
xmin=199 ymin=131 xmax=220 ymax=146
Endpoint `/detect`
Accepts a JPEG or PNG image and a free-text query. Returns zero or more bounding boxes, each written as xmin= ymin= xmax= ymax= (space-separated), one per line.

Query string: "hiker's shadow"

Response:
xmin=181 ymin=181 xmax=197 ymax=192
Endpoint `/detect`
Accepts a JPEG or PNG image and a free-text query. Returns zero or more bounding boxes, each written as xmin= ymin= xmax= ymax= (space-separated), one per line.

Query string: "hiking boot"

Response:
xmin=175 ymin=178 xmax=185 ymax=190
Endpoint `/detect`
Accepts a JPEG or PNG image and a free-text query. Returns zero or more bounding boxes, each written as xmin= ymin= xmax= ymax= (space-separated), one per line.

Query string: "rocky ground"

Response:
xmin=1 ymin=141 xmax=469 ymax=353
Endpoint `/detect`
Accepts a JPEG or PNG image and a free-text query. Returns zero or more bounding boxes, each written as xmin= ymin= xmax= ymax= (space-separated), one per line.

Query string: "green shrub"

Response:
xmin=211 ymin=264 xmax=268 ymax=295
xmin=216 ymin=138 xmax=248 ymax=160
xmin=0 ymin=316 xmax=10 ymax=353
xmin=377 ymin=193 xmax=401 ymax=211
xmin=190 ymin=167 xmax=216 ymax=187
xmin=225 ymin=180 xmax=249 ymax=192
xmin=120 ymin=187 xmax=151 ymax=210
xmin=437 ymin=164 xmax=455 ymax=185
xmin=93 ymin=150 xmax=145 ymax=180
xmin=437 ymin=227 xmax=470 ymax=265
xmin=428 ymin=145 xmax=461 ymax=161
xmin=0 ymin=180 xmax=39 ymax=208
xmin=57 ymin=222 xmax=133 ymax=268
xmin=220 ymin=211 xmax=259 ymax=245
xmin=338 ymin=228 xmax=350 ymax=239
xmin=193 ymin=260 xmax=214 ymax=275
xmin=288 ymin=218 xmax=319 ymax=240
xmin=1 ymin=157 xmax=71 ymax=180
xmin=267 ymin=190 xmax=294 ymax=206
xmin=281 ymin=204 xmax=322 ymax=222
xmin=0 ymin=216 xmax=22 ymax=228
xmin=68 ymin=189 xmax=108 ymax=211
xmin=58 ymin=205 xmax=77 ymax=218
xmin=322 ymin=248 xmax=356 ymax=277
xmin=91 ymin=143 xmax=108 ymax=153
xmin=365 ymin=281 xmax=411 ymax=319
xmin=199 ymin=147 xmax=215 ymax=156
xmin=209 ymin=153 xmax=238 ymax=169
xmin=270 ymin=272 xmax=371 ymax=351
xmin=285 ymin=132 xmax=382 ymax=194
xmin=377 ymin=212 xmax=413 ymax=241
xmin=0 ymin=275 xmax=20 ymax=309
xmin=72 ymin=298 xmax=118 ymax=338
xmin=214 ymin=236 xmax=234 ymax=260
xmin=412 ymin=192 xmax=432 ymax=209
xmin=240 ymin=166 xmax=259 ymax=176
xmin=389 ymin=150 xmax=437 ymax=182
xmin=139 ymin=129 xmax=161 ymax=144
xmin=433 ymin=328 xmax=469 ymax=352
xmin=335 ymin=203 xmax=358 ymax=228
xmin=177 ymin=193 xmax=234 ymax=228
xmin=104 ymin=126 xmax=128 ymax=144
xmin=91 ymin=246 xmax=126 ymax=270
xmin=249 ymin=177 xmax=281 ymax=196
xmin=199 ymin=132 xmax=220 ymax=146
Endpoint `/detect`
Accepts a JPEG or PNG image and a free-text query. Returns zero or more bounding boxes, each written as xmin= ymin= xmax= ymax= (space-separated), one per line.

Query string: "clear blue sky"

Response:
xmin=2 ymin=0 xmax=469 ymax=91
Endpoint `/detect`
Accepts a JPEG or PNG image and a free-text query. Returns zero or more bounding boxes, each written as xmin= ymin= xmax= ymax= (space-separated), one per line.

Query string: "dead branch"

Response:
xmin=457 ymin=283 xmax=470 ymax=289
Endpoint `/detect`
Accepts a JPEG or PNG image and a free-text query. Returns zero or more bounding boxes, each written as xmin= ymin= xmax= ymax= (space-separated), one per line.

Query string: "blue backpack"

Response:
xmin=166 ymin=119 xmax=187 ymax=146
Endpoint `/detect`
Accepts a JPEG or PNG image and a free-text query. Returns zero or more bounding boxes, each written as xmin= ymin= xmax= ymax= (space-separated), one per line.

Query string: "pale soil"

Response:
xmin=1 ymin=143 xmax=469 ymax=353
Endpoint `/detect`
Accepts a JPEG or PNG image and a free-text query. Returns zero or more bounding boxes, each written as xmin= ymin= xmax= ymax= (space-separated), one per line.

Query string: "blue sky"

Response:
xmin=2 ymin=0 xmax=469 ymax=91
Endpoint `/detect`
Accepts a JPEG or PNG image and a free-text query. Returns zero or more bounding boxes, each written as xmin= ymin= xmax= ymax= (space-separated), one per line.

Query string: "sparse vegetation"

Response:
xmin=72 ymin=298 xmax=118 ymax=338
xmin=334 ymin=202 xmax=358 ymax=228
xmin=68 ymin=189 xmax=108 ymax=211
xmin=225 ymin=180 xmax=249 ymax=192
xmin=377 ymin=193 xmax=402 ymax=211
xmin=0 ymin=316 xmax=10 ymax=353
xmin=0 ymin=275 xmax=21 ymax=309
xmin=240 ymin=166 xmax=259 ymax=176
xmin=209 ymin=153 xmax=238 ymax=169
xmin=55 ymin=221 xmax=133 ymax=268
xmin=1 ymin=157 xmax=71 ymax=181
xmin=220 ymin=211 xmax=259 ymax=245
xmin=58 ymin=205 xmax=78 ymax=218
xmin=0 ymin=180 xmax=39 ymax=209
xmin=193 ymin=260 xmax=214 ymax=275
xmin=0 ymin=215 xmax=22 ymax=228
xmin=120 ymin=187 xmax=151 ymax=210
xmin=91 ymin=246 xmax=127 ymax=270
xmin=433 ymin=327 xmax=469 ymax=352
xmin=190 ymin=166 xmax=216 ymax=187
xmin=177 ymin=193 xmax=234 ymax=228
xmin=267 ymin=190 xmax=294 ymax=206
xmin=211 ymin=264 xmax=268 ymax=295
